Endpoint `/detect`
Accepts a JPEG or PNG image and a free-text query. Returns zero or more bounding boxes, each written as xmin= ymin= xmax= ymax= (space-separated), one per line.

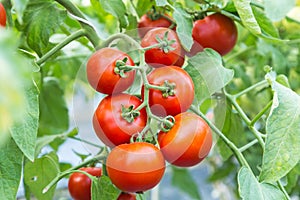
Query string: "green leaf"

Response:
xmin=99 ymin=0 xmax=128 ymax=30
xmin=12 ymin=0 xmax=30 ymax=23
xmin=38 ymin=77 xmax=69 ymax=136
xmin=185 ymin=49 xmax=234 ymax=104
xmin=232 ymin=0 xmax=261 ymax=35
xmin=136 ymin=0 xmax=153 ymax=17
xmin=10 ymin=82 xmax=39 ymax=161
xmin=155 ymin=0 xmax=169 ymax=7
xmin=285 ymin=163 xmax=300 ymax=193
xmin=173 ymin=6 xmax=193 ymax=51
xmin=214 ymin=100 xmax=246 ymax=160
xmin=238 ymin=167 xmax=286 ymax=200
xmin=0 ymin=138 xmax=23 ymax=200
xmin=91 ymin=176 xmax=120 ymax=200
xmin=264 ymin=0 xmax=295 ymax=22
xmin=22 ymin=0 xmax=67 ymax=56
xmin=252 ymin=6 xmax=279 ymax=38
xmin=24 ymin=152 xmax=60 ymax=200
xmin=171 ymin=167 xmax=201 ymax=200
xmin=260 ymin=81 xmax=300 ymax=182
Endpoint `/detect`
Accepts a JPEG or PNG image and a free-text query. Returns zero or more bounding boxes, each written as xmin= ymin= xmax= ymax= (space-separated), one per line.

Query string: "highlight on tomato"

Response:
xmin=86 ymin=47 xmax=135 ymax=94
xmin=93 ymin=93 xmax=147 ymax=147
xmin=68 ymin=167 xmax=102 ymax=200
xmin=192 ymin=13 xmax=237 ymax=56
xmin=158 ymin=112 xmax=213 ymax=167
xmin=106 ymin=142 xmax=165 ymax=193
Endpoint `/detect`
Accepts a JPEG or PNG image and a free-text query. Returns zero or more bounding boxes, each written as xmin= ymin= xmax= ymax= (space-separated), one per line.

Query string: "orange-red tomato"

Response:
xmin=0 ymin=3 xmax=6 ymax=27
xmin=158 ymin=112 xmax=212 ymax=167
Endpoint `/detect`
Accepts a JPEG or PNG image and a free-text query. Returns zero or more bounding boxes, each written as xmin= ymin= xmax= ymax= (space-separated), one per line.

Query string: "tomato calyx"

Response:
xmin=114 ymin=57 xmax=136 ymax=78
xmin=160 ymin=115 xmax=175 ymax=132
xmin=121 ymin=105 xmax=141 ymax=123
xmin=155 ymin=31 xmax=176 ymax=53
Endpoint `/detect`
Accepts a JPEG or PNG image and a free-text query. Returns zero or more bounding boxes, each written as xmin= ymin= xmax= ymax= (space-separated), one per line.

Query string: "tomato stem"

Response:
xmin=36 ymin=29 xmax=86 ymax=65
xmin=239 ymin=139 xmax=258 ymax=153
xmin=250 ymin=100 xmax=272 ymax=126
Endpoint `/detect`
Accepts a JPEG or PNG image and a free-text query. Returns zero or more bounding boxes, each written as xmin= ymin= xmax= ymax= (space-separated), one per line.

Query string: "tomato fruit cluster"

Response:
xmin=0 ymin=3 xmax=6 ymax=27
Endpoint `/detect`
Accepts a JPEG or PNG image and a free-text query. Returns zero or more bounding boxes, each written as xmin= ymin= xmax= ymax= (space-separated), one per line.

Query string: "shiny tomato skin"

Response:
xmin=144 ymin=66 xmax=194 ymax=117
xmin=138 ymin=14 xmax=173 ymax=38
xmin=117 ymin=192 xmax=136 ymax=200
xmin=93 ymin=94 xmax=147 ymax=147
xmin=106 ymin=142 xmax=165 ymax=193
xmin=68 ymin=167 xmax=102 ymax=200
xmin=0 ymin=3 xmax=6 ymax=27
xmin=141 ymin=27 xmax=181 ymax=68
xmin=158 ymin=112 xmax=212 ymax=167
xmin=86 ymin=48 xmax=135 ymax=94
xmin=192 ymin=13 xmax=237 ymax=56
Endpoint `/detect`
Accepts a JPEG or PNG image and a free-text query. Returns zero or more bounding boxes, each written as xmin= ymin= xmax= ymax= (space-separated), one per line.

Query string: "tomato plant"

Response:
xmin=192 ymin=13 xmax=237 ymax=56
xmin=138 ymin=13 xmax=173 ymax=38
xmin=86 ymin=48 xmax=135 ymax=94
xmin=141 ymin=27 xmax=181 ymax=68
xmin=144 ymin=65 xmax=194 ymax=116
xmin=2 ymin=0 xmax=300 ymax=200
xmin=117 ymin=192 xmax=136 ymax=200
xmin=158 ymin=112 xmax=212 ymax=167
xmin=68 ymin=167 xmax=102 ymax=200
xmin=93 ymin=93 xmax=147 ymax=147
xmin=106 ymin=142 xmax=165 ymax=193
xmin=0 ymin=3 xmax=6 ymax=27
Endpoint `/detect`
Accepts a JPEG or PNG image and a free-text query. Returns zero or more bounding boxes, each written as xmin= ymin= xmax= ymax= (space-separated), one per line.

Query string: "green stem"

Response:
xmin=99 ymin=33 xmax=141 ymax=49
xmin=42 ymin=148 xmax=108 ymax=194
xmin=226 ymin=94 xmax=252 ymax=125
xmin=69 ymin=136 xmax=103 ymax=148
xmin=239 ymin=139 xmax=258 ymax=153
xmin=55 ymin=0 xmax=101 ymax=48
xmin=190 ymin=105 xmax=250 ymax=168
xmin=145 ymin=83 xmax=169 ymax=92
xmin=36 ymin=29 xmax=86 ymax=65
xmin=277 ymin=181 xmax=291 ymax=200
xmin=233 ymin=80 xmax=269 ymax=98
xmin=250 ymin=101 xmax=272 ymax=126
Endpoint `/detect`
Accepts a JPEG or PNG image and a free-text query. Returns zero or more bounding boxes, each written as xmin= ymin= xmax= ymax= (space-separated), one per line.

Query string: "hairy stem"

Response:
xmin=36 ymin=29 xmax=86 ymax=65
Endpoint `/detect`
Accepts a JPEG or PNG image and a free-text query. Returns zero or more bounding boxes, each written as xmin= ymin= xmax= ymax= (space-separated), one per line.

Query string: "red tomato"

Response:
xmin=192 ymin=13 xmax=237 ymax=56
xmin=93 ymin=94 xmax=147 ymax=147
xmin=138 ymin=13 xmax=173 ymax=38
xmin=68 ymin=167 xmax=102 ymax=200
xmin=86 ymin=48 xmax=135 ymax=94
xmin=173 ymin=48 xmax=185 ymax=67
xmin=117 ymin=192 xmax=136 ymax=200
xmin=141 ymin=27 xmax=181 ymax=68
xmin=106 ymin=142 xmax=165 ymax=193
xmin=158 ymin=112 xmax=212 ymax=167
xmin=143 ymin=66 xmax=194 ymax=117
xmin=0 ymin=3 xmax=6 ymax=27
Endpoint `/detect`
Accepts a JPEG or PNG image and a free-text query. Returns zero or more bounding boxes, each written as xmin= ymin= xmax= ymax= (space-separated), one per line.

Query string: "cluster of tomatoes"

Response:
xmin=68 ymin=10 xmax=237 ymax=200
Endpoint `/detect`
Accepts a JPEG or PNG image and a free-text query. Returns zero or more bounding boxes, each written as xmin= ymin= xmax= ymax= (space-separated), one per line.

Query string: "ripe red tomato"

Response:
xmin=192 ymin=13 xmax=237 ymax=56
xmin=158 ymin=112 xmax=212 ymax=167
xmin=93 ymin=94 xmax=147 ymax=147
xmin=0 ymin=3 xmax=6 ymax=27
xmin=68 ymin=167 xmax=102 ymax=200
xmin=117 ymin=192 xmax=136 ymax=200
xmin=86 ymin=48 xmax=135 ymax=94
xmin=143 ymin=66 xmax=194 ymax=117
xmin=138 ymin=13 xmax=173 ymax=38
xmin=173 ymin=48 xmax=185 ymax=67
xmin=141 ymin=27 xmax=181 ymax=68
xmin=106 ymin=142 xmax=165 ymax=193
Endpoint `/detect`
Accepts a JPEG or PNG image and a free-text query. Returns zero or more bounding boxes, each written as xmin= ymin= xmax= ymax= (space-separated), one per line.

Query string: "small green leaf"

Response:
xmin=155 ymin=0 xmax=169 ymax=7
xmin=232 ymin=0 xmax=261 ymax=35
xmin=238 ymin=167 xmax=286 ymax=200
xmin=91 ymin=176 xmax=120 ymax=200
xmin=22 ymin=0 xmax=67 ymax=56
xmin=24 ymin=152 xmax=60 ymax=200
xmin=0 ymin=138 xmax=23 ymax=200
xmin=10 ymin=82 xmax=39 ymax=161
xmin=38 ymin=77 xmax=69 ymax=136
xmin=264 ymin=0 xmax=295 ymax=22
xmin=99 ymin=0 xmax=128 ymax=30
xmin=171 ymin=167 xmax=201 ymax=200
xmin=173 ymin=6 xmax=193 ymax=51
xmin=185 ymin=49 xmax=234 ymax=104
xmin=260 ymin=81 xmax=300 ymax=182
